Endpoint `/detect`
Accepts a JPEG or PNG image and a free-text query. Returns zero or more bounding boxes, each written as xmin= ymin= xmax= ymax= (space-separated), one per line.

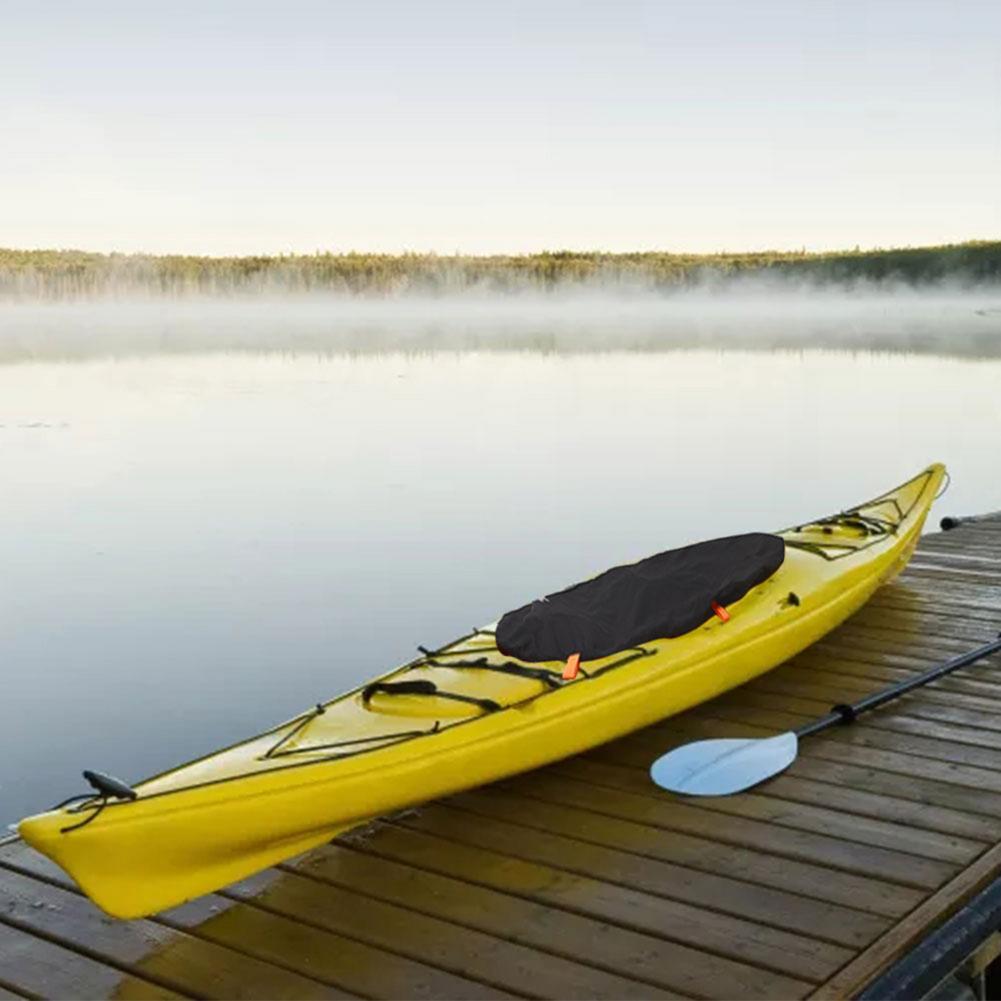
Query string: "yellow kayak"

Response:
xmin=19 ymin=463 xmax=945 ymax=919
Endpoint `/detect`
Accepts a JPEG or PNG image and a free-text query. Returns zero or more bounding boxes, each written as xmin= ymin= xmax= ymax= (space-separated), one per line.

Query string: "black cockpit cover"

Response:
xmin=496 ymin=533 xmax=785 ymax=663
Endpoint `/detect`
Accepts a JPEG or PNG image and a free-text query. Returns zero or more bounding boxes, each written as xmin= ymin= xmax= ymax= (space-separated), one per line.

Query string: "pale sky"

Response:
xmin=1 ymin=0 xmax=999 ymax=255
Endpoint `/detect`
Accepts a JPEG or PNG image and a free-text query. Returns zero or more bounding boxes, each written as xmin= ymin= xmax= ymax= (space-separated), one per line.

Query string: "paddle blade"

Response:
xmin=650 ymin=732 xmax=798 ymax=796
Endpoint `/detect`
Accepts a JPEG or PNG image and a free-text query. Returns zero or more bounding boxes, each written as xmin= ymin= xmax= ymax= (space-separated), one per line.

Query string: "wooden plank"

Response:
xmin=786 ymin=649 xmax=1001 ymax=695
xmin=909 ymin=556 xmax=1001 ymax=578
xmin=652 ymin=705 xmax=1001 ymax=792
xmin=792 ymin=650 xmax=1001 ymax=700
xmin=498 ymin=771 xmax=957 ymax=890
xmin=672 ymin=688 xmax=1001 ymax=756
xmin=890 ymin=574 xmax=1001 ymax=592
xmin=905 ymin=563 xmax=1001 ymax=585
xmin=10 ymin=845 xmax=636 ymax=1001
xmin=394 ymin=794 xmax=890 ymax=947
xmin=817 ymin=628 xmax=1000 ymax=662
xmin=913 ymin=550 xmax=1001 ymax=569
xmin=164 ymin=890 xmax=513 ymax=1000
xmin=669 ymin=701 xmax=971 ymax=764
xmin=894 ymin=570 xmax=1001 ymax=594
xmin=907 ymin=553 xmax=1001 ymax=573
xmin=549 ymin=757 xmax=984 ymax=865
xmin=0 ymin=920 xmax=183 ymax=1000
xmin=896 ymin=548 xmax=1001 ymax=572
xmin=913 ymin=539 xmax=1001 ymax=555
xmin=911 ymin=550 xmax=1001 ymax=571
xmin=436 ymin=780 xmax=920 ymax=918
xmin=823 ymin=718 xmax=1001 ymax=780
xmin=814 ymin=629 xmax=989 ymax=662
xmin=852 ymin=592 xmax=1001 ymax=624
xmin=902 ymin=564 xmax=1001 ymax=587
xmin=8 ymin=842 xmax=506 ymax=1001
xmin=913 ymin=553 xmax=1001 ymax=568
xmin=967 ymin=931 xmax=1001 ymax=977
xmin=913 ymin=536 xmax=1001 ymax=554
xmin=732 ymin=770 xmax=999 ymax=843
xmin=896 ymin=544 xmax=1001 ymax=568
xmin=808 ymin=642 xmax=1001 ymax=688
xmin=788 ymin=755 xmax=1001 ymax=821
xmin=873 ymin=585 xmax=1001 ymax=620
xmin=795 ymin=739 xmax=1001 ymax=795
xmin=915 ymin=536 xmax=1001 ymax=553
xmin=750 ymin=673 xmax=1001 ymax=728
xmin=597 ymin=725 xmax=1001 ymax=822
xmin=726 ymin=688 xmax=1001 ymax=761
xmin=299 ymin=836 xmax=818 ymax=997
xmin=811 ymin=842 xmax=1001 ymax=999
xmin=816 ymin=639 xmax=1001 ymax=673
xmin=867 ymin=593 xmax=1001 ymax=626
xmin=0 ymin=859 xmax=348 ymax=999
xmin=227 ymin=866 xmax=679 ymax=1000
xmin=716 ymin=676 xmax=988 ymax=724
xmin=900 ymin=533 xmax=1001 ymax=559
xmin=344 ymin=819 xmax=852 ymax=981
xmin=835 ymin=620 xmax=1001 ymax=653
xmin=845 ymin=603 xmax=999 ymax=638
xmin=920 ymin=528 xmax=1001 ymax=542
xmin=850 ymin=603 xmax=1001 ymax=636
xmin=691 ymin=695 xmax=1001 ymax=771
xmin=806 ymin=640 xmax=989 ymax=675
xmin=747 ymin=672 xmax=1001 ymax=727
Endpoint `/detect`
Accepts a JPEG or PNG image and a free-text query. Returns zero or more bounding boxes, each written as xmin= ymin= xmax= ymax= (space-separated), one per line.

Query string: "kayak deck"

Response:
xmin=4 ymin=507 xmax=1001 ymax=999
xmin=138 ymin=466 xmax=941 ymax=797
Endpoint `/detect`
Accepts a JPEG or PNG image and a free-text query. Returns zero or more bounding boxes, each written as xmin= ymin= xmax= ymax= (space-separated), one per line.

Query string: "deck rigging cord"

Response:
xmin=256 ymin=642 xmax=655 ymax=762
xmin=782 ymin=475 xmax=926 ymax=561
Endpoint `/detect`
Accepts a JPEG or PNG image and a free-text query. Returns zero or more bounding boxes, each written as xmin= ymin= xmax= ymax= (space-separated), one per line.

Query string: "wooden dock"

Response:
xmin=3 ymin=512 xmax=1001 ymax=999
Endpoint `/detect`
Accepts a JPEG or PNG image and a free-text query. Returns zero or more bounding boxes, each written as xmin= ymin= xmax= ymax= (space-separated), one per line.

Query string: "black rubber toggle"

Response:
xmin=82 ymin=769 xmax=137 ymax=801
xmin=831 ymin=703 xmax=857 ymax=725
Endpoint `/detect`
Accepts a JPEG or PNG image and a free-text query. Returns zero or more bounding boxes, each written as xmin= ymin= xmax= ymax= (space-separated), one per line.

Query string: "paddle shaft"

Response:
xmin=795 ymin=633 xmax=1001 ymax=739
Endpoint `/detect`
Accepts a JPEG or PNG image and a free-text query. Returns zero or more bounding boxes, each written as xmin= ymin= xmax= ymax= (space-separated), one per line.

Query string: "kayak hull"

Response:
xmin=19 ymin=464 xmax=944 ymax=918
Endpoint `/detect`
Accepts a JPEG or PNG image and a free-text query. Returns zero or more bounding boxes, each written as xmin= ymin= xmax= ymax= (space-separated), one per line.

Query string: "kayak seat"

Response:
xmin=496 ymin=532 xmax=785 ymax=663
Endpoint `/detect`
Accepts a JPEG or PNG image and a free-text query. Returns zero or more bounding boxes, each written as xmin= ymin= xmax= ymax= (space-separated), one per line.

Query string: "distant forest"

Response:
xmin=1 ymin=241 xmax=1000 ymax=298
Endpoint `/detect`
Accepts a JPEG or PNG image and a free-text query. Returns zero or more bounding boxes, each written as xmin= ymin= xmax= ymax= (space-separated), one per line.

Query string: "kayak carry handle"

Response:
xmin=362 ymin=680 xmax=437 ymax=702
xmin=362 ymin=679 xmax=501 ymax=713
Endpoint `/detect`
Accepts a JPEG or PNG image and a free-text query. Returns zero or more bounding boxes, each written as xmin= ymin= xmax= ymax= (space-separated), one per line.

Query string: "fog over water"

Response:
xmin=1 ymin=282 xmax=1000 ymax=361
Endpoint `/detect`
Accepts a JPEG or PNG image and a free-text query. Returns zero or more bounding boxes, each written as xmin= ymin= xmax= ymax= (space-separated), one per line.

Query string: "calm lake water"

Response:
xmin=3 ymin=348 xmax=1000 ymax=822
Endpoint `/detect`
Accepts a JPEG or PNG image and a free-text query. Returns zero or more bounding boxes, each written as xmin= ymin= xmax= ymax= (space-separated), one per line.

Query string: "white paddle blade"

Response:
xmin=650 ymin=732 xmax=798 ymax=796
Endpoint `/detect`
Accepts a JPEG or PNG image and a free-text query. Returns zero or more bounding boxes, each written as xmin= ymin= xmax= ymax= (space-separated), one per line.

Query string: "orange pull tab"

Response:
xmin=563 ymin=652 xmax=582 ymax=680
xmin=711 ymin=601 xmax=731 ymax=623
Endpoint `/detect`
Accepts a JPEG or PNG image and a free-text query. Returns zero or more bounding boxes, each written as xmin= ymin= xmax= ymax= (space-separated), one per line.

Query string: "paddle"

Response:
xmin=650 ymin=633 xmax=1001 ymax=796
